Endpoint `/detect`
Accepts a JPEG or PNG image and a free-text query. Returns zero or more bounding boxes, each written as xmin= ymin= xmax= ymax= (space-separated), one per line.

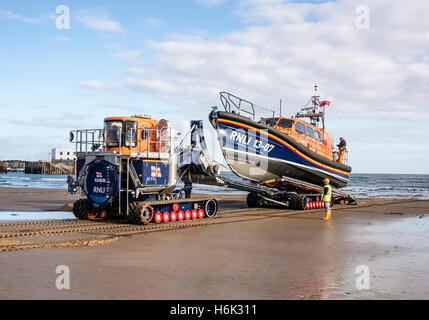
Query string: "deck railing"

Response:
xmin=333 ymin=149 xmax=349 ymax=165
xmin=132 ymin=127 xmax=173 ymax=159
xmin=70 ymin=127 xmax=173 ymax=159
xmin=70 ymin=129 xmax=105 ymax=153
xmin=220 ymin=92 xmax=278 ymax=120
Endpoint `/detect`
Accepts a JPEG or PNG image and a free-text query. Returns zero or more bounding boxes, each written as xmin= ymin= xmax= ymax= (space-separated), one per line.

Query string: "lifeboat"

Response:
xmin=209 ymin=87 xmax=352 ymax=189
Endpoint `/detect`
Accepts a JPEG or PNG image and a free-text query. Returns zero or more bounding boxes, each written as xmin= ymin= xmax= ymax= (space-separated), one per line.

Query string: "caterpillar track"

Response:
xmin=0 ymin=206 xmax=297 ymax=252
xmin=72 ymin=197 xmax=220 ymax=224
xmin=0 ymin=199 xmax=414 ymax=253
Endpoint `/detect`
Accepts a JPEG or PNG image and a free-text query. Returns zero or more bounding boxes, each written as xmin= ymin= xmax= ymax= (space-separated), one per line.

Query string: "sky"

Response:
xmin=0 ymin=0 xmax=428 ymax=174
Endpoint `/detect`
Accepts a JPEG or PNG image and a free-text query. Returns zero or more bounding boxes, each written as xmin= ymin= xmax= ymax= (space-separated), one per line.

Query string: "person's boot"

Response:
xmin=323 ymin=210 xmax=331 ymax=220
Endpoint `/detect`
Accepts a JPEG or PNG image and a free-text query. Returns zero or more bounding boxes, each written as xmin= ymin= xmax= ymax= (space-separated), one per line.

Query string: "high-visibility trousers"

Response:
xmin=338 ymin=147 xmax=346 ymax=164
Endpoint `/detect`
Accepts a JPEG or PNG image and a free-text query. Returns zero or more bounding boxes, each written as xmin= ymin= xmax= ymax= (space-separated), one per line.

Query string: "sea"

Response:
xmin=1 ymin=172 xmax=428 ymax=200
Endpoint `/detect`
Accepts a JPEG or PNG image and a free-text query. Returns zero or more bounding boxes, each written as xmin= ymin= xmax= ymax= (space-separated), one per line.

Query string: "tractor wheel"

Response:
xmin=289 ymin=193 xmax=299 ymax=209
xmin=204 ymin=199 xmax=218 ymax=218
xmin=73 ymin=199 xmax=91 ymax=220
xmin=246 ymin=192 xmax=261 ymax=208
xmin=127 ymin=202 xmax=154 ymax=225
xmin=177 ymin=188 xmax=190 ymax=199
xmin=290 ymin=194 xmax=308 ymax=210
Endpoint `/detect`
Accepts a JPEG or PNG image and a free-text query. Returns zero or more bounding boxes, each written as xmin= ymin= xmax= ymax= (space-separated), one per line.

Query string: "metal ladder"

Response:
xmin=118 ymin=157 xmax=131 ymax=217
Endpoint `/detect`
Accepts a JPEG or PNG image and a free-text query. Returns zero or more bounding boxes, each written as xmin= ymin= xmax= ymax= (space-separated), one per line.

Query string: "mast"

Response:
xmin=295 ymin=84 xmax=325 ymax=128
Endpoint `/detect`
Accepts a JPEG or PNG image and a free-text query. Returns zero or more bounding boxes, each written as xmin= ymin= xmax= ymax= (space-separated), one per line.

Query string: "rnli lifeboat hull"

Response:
xmin=209 ymin=111 xmax=352 ymax=189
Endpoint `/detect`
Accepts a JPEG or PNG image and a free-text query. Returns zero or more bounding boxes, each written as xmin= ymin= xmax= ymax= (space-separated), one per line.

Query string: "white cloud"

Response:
xmin=126 ymin=67 xmax=147 ymax=75
xmin=76 ymin=0 xmax=429 ymax=124
xmin=104 ymin=42 xmax=123 ymax=50
xmin=77 ymin=15 xmax=124 ymax=32
xmin=237 ymin=0 xmax=328 ymax=25
xmin=120 ymin=0 xmax=428 ymax=123
xmin=143 ymin=17 xmax=164 ymax=29
xmin=195 ymin=0 xmax=229 ymax=7
xmin=54 ymin=36 xmax=71 ymax=42
xmin=0 ymin=8 xmax=43 ymax=23
xmin=127 ymin=78 xmax=178 ymax=93
xmin=112 ymin=50 xmax=140 ymax=61
xmin=75 ymin=81 xmax=124 ymax=91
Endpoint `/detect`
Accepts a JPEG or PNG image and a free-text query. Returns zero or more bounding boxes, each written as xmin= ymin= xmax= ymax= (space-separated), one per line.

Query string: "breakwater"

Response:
xmin=0 ymin=160 xmax=74 ymax=175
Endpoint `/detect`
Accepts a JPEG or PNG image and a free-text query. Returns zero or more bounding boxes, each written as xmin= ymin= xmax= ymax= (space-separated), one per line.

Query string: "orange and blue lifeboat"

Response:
xmin=209 ymin=104 xmax=352 ymax=189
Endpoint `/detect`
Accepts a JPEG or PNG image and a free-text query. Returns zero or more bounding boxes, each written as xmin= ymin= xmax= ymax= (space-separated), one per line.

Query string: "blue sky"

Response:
xmin=0 ymin=0 xmax=428 ymax=174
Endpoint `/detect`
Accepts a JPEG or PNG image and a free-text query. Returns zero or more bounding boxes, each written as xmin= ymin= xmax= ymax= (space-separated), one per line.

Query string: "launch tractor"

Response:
xmin=70 ymin=115 xmax=218 ymax=225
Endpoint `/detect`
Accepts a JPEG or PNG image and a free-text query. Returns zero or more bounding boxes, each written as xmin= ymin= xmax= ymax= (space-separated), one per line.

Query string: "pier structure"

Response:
xmin=0 ymin=160 xmax=74 ymax=175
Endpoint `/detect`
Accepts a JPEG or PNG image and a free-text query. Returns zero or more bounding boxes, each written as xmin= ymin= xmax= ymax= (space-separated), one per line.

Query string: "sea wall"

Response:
xmin=25 ymin=161 xmax=74 ymax=175
xmin=0 ymin=160 xmax=75 ymax=175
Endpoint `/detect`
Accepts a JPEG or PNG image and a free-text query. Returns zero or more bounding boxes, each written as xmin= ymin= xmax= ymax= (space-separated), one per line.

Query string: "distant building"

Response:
xmin=51 ymin=148 xmax=76 ymax=161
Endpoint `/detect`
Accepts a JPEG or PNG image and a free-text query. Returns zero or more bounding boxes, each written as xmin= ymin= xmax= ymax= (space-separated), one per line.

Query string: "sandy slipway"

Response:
xmin=0 ymin=188 xmax=428 ymax=299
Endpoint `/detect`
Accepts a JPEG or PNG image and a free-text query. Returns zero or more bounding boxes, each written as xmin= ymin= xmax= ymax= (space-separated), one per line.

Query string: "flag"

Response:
xmin=151 ymin=166 xmax=161 ymax=177
xmin=320 ymin=101 xmax=331 ymax=107
xmin=96 ymin=172 xmax=102 ymax=178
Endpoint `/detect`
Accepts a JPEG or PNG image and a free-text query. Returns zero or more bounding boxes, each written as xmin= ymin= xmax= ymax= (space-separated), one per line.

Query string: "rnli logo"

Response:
xmin=151 ymin=166 xmax=161 ymax=177
xmin=94 ymin=171 xmax=106 ymax=183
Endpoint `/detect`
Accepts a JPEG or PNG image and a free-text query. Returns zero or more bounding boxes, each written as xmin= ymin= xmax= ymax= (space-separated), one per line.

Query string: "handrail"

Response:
xmin=70 ymin=127 xmax=173 ymax=158
xmin=220 ymin=92 xmax=277 ymax=120
xmin=70 ymin=129 xmax=105 ymax=153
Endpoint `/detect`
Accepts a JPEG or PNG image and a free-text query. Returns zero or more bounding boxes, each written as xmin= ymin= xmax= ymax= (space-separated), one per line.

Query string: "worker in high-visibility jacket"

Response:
xmin=337 ymin=137 xmax=347 ymax=164
xmin=321 ymin=178 xmax=332 ymax=220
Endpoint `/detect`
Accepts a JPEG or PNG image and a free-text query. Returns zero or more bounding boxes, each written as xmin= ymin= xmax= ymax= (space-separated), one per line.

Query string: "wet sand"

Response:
xmin=0 ymin=187 xmax=81 ymax=211
xmin=0 ymin=187 xmax=429 ymax=299
xmin=0 ymin=187 xmax=242 ymax=212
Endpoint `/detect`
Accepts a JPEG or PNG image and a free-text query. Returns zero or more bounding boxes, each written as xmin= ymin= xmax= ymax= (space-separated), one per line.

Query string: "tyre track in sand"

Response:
xmin=0 ymin=207 xmax=289 ymax=252
xmin=0 ymin=199 xmax=416 ymax=252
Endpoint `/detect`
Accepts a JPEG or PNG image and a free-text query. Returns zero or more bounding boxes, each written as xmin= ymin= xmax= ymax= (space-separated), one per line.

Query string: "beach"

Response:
xmin=0 ymin=187 xmax=429 ymax=299
xmin=0 ymin=187 xmax=80 ymax=211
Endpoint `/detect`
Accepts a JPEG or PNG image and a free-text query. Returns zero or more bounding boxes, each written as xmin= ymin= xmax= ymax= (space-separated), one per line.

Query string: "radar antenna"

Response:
xmin=295 ymin=84 xmax=325 ymax=128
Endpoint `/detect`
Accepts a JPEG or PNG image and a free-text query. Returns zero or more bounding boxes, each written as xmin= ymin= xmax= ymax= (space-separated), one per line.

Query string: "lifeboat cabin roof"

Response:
xmin=263 ymin=116 xmax=333 ymax=160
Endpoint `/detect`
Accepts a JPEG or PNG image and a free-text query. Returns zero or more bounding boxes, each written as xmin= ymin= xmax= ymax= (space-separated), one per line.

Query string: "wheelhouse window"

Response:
xmin=105 ymin=120 xmax=122 ymax=147
xmin=265 ymin=118 xmax=279 ymax=126
xmin=314 ymin=130 xmax=322 ymax=142
xmin=295 ymin=122 xmax=305 ymax=135
xmin=141 ymin=128 xmax=151 ymax=140
xmin=124 ymin=121 xmax=137 ymax=147
xmin=277 ymin=119 xmax=294 ymax=128
xmin=306 ymin=126 xmax=314 ymax=138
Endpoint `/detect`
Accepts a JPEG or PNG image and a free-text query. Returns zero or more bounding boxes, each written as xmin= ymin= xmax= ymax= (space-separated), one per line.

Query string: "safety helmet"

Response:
xmin=323 ymin=178 xmax=330 ymax=184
